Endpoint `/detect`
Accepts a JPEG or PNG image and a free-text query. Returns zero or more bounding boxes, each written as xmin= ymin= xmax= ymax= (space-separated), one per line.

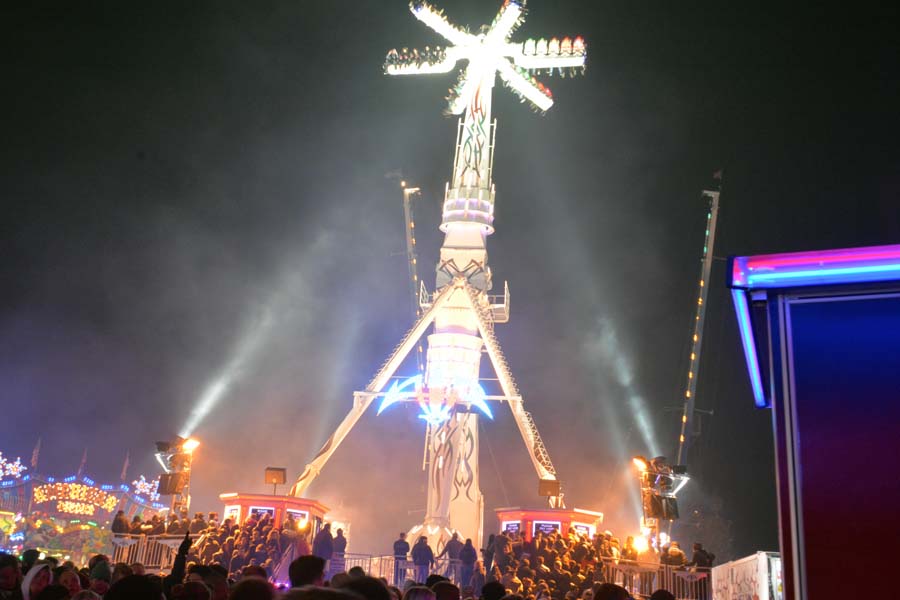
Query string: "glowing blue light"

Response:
xmin=377 ymin=375 xmax=422 ymax=415
xmin=419 ymin=403 xmax=452 ymax=427
xmin=731 ymin=289 xmax=768 ymax=408
xmin=82 ymin=477 xmax=95 ymax=485
xmin=64 ymin=476 xmax=76 ymax=483
xmin=101 ymin=484 xmax=113 ymax=491
xmin=468 ymin=383 xmax=493 ymax=419
xmin=120 ymin=484 xmax=130 ymax=492
xmin=746 ymin=263 xmax=900 ymax=287
xmin=377 ymin=375 xmax=492 ymax=424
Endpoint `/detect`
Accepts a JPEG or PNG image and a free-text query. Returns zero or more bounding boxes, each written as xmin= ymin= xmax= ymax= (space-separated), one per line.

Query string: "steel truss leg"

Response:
xmin=290 ymin=283 xmax=457 ymax=497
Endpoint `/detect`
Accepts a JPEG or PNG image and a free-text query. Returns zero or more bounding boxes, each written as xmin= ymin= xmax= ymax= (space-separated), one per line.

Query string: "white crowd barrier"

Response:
xmin=110 ymin=533 xmax=193 ymax=572
xmin=711 ymin=552 xmax=782 ymax=600
xmin=595 ymin=558 xmax=710 ymax=600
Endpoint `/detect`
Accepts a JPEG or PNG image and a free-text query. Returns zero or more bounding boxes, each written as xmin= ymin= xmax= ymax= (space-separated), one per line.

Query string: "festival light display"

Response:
xmin=0 ymin=454 xmax=27 ymax=480
xmin=385 ymin=1 xmax=586 ymax=113
xmin=32 ymin=483 xmax=119 ymax=516
xmin=290 ymin=0 xmax=583 ymax=549
xmin=131 ymin=475 xmax=161 ymax=502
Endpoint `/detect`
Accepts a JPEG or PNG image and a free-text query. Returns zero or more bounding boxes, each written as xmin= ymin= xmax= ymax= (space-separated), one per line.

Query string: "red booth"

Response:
xmin=218 ymin=492 xmax=329 ymax=535
xmin=494 ymin=506 xmax=603 ymax=540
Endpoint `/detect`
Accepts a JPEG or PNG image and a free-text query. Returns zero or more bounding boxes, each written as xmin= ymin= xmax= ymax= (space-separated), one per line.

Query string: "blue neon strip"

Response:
xmin=469 ymin=383 xmax=493 ymax=419
xmin=377 ymin=374 xmax=421 ymax=415
xmin=746 ymin=263 xmax=900 ymax=288
xmin=731 ymin=289 xmax=768 ymax=408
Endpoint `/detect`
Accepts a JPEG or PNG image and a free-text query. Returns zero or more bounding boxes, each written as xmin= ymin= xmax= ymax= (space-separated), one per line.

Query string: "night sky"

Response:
xmin=3 ymin=1 xmax=898 ymax=558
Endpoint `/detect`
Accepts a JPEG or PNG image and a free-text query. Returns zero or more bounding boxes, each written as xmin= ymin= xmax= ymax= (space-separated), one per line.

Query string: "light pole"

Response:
xmin=156 ymin=437 xmax=199 ymax=515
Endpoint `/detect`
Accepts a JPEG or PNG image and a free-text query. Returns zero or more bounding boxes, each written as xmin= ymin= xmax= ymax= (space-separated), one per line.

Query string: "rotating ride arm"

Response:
xmin=289 ymin=284 xmax=456 ymax=497
xmin=465 ymin=284 xmax=562 ymax=505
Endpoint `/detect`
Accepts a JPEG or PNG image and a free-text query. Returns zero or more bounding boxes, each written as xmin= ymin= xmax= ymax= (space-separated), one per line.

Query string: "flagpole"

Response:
xmin=77 ymin=448 xmax=88 ymax=478
xmin=120 ymin=451 xmax=130 ymax=482
xmin=30 ymin=437 xmax=42 ymax=471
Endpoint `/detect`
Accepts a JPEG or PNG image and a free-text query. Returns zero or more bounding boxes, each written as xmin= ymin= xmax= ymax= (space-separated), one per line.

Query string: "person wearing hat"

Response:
xmin=21 ymin=563 xmax=50 ymax=600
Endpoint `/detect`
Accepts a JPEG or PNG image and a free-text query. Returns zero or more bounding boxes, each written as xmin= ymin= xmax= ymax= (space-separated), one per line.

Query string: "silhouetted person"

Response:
xmin=393 ymin=533 xmax=410 ymax=586
xmin=687 ymin=543 xmax=714 ymax=569
xmin=411 ymin=537 xmax=434 ymax=583
xmin=289 ymin=556 xmax=326 ymax=588
xmin=458 ymin=540 xmax=477 ymax=589
xmin=111 ymin=511 xmax=130 ymax=535
xmin=313 ymin=524 xmax=335 ymax=563
xmin=190 ymin=513 xmax=207 ymax=534
xmin=334 ymin=529 xmax=348 ymax=556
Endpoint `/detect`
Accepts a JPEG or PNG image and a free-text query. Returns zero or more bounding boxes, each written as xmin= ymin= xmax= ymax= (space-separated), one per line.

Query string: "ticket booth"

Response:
xmin=494 ymin=506 xmax=603 ymax=540
xmin=728 ymin=243 xmax=900 ymax=600
xmin=218 ymin=492 xmax=329 ymax=536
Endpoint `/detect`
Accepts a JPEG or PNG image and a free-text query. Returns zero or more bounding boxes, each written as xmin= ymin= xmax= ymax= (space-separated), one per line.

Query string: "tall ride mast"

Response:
xmin=675 ymin=180 xmax=722 ymax=467
xmin=290 ymin=0 xmax=586 ymax=549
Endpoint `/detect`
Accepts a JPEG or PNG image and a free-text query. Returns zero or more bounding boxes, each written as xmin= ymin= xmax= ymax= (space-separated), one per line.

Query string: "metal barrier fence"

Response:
xmin=110 ymin=534 xmax=191 ymax=572
xmin=108 ymin=538 xmax=709 ymax=600
xmin=359 ymin=556 xmax=462 ymax=587
xmin=327 ymin=553 xmax=373 ymax=578
xmin=596 ymin=558 xmax=710 ymax=600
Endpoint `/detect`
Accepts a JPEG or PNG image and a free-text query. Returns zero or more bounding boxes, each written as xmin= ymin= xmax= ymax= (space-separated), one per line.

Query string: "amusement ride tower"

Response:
xmin=289 ymin=0 xmax=586 ymax=549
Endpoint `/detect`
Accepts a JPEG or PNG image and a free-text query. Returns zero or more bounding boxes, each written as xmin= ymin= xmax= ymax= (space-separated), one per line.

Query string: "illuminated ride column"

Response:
xmin=287 ymin=0 xmax=586 ymax=555
xmin=416 ymin=61 xmax=496 ymax=543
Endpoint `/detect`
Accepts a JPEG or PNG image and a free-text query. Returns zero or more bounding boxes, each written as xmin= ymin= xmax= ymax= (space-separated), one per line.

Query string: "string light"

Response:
xmin=131 ymin=475 xmax=161 ymax=502
xmin=32 ymin=482 xmax=119 ymax=515
xmin=0 ymin=455 xmax=27 ymax=480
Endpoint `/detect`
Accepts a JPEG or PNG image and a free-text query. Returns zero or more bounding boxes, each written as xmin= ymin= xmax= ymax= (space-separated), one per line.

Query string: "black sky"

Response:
xmin=2 ymin=1 xmax=899 ymax=557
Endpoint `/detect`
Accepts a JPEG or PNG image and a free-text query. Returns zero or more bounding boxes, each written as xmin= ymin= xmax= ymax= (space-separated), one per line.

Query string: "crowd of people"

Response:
xmin=384 ymin=46 xmax=448 ymax=70
xmin=392 ymin=527 xmax=713 ymax=600
xmin=0 ymin=537 xmax=686 ymax=600
xmin=111 ymin=510 xmax=345 ymax=582
xmin=1 ymin=519 xmax=712 ymax=600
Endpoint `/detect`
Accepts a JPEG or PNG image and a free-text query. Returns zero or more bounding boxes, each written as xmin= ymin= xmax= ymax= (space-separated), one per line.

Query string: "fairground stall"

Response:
xmin=0 ymin=456 xmax=165 ymax=565
xmin=728 ymin=243 xmax=900 ymax=600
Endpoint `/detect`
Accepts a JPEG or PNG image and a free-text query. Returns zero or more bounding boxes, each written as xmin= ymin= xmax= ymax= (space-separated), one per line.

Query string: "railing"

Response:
xmin=326 ymin=552 xmax=373 ymax=578
xmin=362 ymin=556 xmax=463 ymax=587
xmin=595 ymin=558 xmax=710 ymax=600
xmin=110 ymin=534 xmax=193 ymax=573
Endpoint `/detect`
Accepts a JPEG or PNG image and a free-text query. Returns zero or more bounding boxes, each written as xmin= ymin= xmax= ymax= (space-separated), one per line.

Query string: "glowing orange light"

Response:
xmin=632 ymin=457 xmax=648 ymax=472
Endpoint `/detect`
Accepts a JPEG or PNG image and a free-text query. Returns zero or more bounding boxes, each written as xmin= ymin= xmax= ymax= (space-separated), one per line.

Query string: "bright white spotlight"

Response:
xmin=179 ymin=305 xmax=275 ymax=438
